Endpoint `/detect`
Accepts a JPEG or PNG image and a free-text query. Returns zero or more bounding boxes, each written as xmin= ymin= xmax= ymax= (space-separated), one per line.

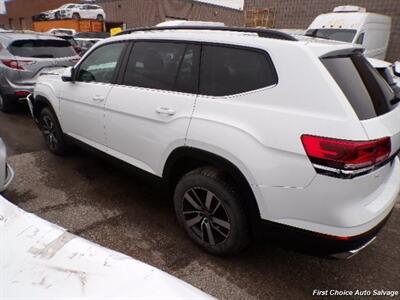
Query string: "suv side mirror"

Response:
xmin=393 ymin=61 xmax=400 ymax=77
xmin=61 ymin=67 xmax=75 ymax=82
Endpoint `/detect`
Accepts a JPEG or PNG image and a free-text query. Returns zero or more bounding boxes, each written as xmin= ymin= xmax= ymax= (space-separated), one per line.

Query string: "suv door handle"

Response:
xmin=92 ymin=95 xmax=105 ymax=102
xmin=155 ymin=107 xmax=176 ymax=116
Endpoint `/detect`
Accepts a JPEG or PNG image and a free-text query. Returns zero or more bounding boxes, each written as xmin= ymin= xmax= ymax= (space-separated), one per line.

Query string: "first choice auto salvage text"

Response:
xmin=312 ymin=289 xmax=399 ymax=297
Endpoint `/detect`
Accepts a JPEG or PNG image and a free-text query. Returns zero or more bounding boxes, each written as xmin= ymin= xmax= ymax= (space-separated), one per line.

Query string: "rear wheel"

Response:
xmin=38 ymin=107 xmax=68 ymax=155
xmin=96 ymin=14 xmax=104 ymax=21
xmin=72 ymin=13 xmax=80 ymax=20
xmin=174 ymin=167 xmax=249 ymax=255
xmin=0 ymin=93 xmax=16 ymax=113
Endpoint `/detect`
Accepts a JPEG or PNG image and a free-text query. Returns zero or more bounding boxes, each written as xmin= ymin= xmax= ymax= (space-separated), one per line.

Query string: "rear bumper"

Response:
xmin=258 ymin=157 xmax=400 ymax=237
xmin=1 ymin=78 xmax=34 ymax=102
xmin=259 ymin=209 xmax=392 ymax=257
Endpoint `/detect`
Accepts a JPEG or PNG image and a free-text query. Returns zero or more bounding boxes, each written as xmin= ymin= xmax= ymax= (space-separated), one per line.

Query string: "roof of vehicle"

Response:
xmin=308 ymin=12 xmax=391 ymax=30
xmin=99 ymin=26 xmax=363 ymax=58
xmin=0 ymin=31 xmax=67 ymax=46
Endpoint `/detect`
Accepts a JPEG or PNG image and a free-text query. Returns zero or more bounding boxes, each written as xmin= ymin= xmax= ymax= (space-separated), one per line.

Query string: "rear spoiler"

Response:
xmin=321 ymin=48 xmax=364 ymax=59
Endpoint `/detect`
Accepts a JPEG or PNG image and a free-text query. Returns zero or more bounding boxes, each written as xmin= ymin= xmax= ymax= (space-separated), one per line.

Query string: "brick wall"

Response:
xmin=99 ymin=0 xmax=242 ymax=28
xmin=0 ymin=0 xmax=71 ymax=30
xmin=245 ymin=0 xmax=400 ymax=62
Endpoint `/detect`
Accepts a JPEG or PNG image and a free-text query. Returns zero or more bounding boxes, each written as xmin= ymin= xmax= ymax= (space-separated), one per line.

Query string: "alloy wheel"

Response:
xmin=182 ymin=187 xmax=231 ymax=246
xmin=40 ymin=115 xmax=58 ymax=151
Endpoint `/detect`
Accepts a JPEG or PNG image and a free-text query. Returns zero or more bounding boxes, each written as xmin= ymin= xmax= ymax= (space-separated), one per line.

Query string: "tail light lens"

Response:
xmin=1 ymin=59 xmax=34 ymax=70
xmin=301 ymin=135 xmax=391 ymax=178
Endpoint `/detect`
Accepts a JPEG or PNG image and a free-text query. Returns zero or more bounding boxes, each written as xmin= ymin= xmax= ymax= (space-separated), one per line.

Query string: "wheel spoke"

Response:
xmin=211 ymin=223 xmax=228 ymax=238
xmin=211 ymin=201 xmax=221 ymax=215
xmin=211 ymin=216 xmax=231 ymax=230
xmin=183 ymin=210 xmax=202 ymax=215
xmin=205 ymin=191 xmax=213 ymax=210
xmin=204 ymin=221 xmax=216 ymax=245
xmin=184 ymin=192 xmax=202 ymax=210
xmin=186 ymin=215 xmax=203 ymax=227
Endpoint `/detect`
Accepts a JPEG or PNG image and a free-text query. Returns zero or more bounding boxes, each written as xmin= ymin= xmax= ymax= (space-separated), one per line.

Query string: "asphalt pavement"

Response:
xmin=1 ymin=109 xmax=399 ymax=299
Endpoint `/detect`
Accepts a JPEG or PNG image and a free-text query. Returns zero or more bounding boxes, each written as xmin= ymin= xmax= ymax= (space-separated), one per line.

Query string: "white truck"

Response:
xmin=306 ymin=5 xmax=391 ymax=60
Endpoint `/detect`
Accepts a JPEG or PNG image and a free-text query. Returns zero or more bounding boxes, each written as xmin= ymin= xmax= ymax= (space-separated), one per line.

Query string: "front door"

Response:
xmin=60 ymin=42 xmax=126 ymax=151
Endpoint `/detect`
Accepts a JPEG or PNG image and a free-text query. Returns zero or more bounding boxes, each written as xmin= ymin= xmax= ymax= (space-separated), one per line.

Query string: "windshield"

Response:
xmin=306 ymin=29 xmax=357 ymax=43
xmin=9 ymin=39 xmax=77 ymax=58
xmin=323 ymin=54 xmax=395 ymax=120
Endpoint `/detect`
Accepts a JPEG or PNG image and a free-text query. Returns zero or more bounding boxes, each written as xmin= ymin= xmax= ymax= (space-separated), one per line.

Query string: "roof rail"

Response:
xmin=116 ymin=26 xmax=298 ymax=41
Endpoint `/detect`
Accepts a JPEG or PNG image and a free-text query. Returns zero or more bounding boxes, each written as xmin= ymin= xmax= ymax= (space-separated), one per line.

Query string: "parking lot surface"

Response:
xmin=1 ymin=109 xmax=399 ymax=299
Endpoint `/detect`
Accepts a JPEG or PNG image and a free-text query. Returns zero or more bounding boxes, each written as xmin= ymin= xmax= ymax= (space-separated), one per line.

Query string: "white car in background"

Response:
xmin=58 ymin=3 xmax=106 ymax=21
xmin=0 ymin=139 xmax=14 ymax=193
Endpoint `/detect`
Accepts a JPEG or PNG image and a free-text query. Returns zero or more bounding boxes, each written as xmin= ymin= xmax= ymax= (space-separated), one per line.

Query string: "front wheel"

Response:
xmin=72 ymin=13 xmax=80 ymax=20
xmin=174 ymin=167 xmax=249 ymax=255
xmin=38 ymin=107 xmax=68 ymax=155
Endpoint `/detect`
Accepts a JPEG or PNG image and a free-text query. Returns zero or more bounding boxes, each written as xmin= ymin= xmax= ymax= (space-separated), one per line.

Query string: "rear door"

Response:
xmin=8 ymin=38 xmax=79 ymax=85
xmin=322 ymin=53 xmax=400 ymax=158
xmin=105 ymin=41 xmax=200 ymax=174
xmin=60 ymin=42 xmax=126 ymax=150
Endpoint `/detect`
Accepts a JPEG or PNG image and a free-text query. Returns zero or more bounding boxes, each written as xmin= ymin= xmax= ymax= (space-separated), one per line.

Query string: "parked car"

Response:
xmin=0 ymin=138 xmax=14 ymax=193
xmin=75 ymin=37 xmax=101 ymax=54
xmin=0 ymin=32 xmax=80 ymax=112
xmin=368 ymin=58 xmax=400 ymax=101
xmin=51 ymin=34 xmax=83 ymax=56
xmin=46 ymin=28 xmax=77 ymax=36
xmin=306 ymin=5 xmax=391 ymax=60
xmin=30 ymin=26 xmax=400 ymax=257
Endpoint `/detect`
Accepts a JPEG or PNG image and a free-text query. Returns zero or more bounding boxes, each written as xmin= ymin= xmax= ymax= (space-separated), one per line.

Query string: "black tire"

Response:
xmin=0 ymin=92 xmax=17 ymax=113
xmin=38 ymin=107 xmax=68 ymax=155
xmin=96 ymin=14 xmax=104 ymax=21
xmin=72 ymin=13 xmax=80 ymax=20
xmin=174 ymin=167 xmax=249 ymax=255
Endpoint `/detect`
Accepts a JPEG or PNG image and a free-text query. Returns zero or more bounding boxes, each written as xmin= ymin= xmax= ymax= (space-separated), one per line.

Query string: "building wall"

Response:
xmin=0 ymin=0 xmax=397 ymax=61
xmin=245 ymin=0 xmax=400 ymax=62
xmin=99 ymin=0 xmax=242 ymax=28
xmin=0 ymin=0 xmax=71 ymax=30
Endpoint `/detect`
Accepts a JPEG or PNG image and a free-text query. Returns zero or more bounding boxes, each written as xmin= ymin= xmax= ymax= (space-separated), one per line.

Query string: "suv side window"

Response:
xmin=122 ymin=41 xmax=194 ymax=92
xmin=199 ymin=45 xmax=278 ymax=96
xmin=76 ymin=42 xmax=125 ymax=84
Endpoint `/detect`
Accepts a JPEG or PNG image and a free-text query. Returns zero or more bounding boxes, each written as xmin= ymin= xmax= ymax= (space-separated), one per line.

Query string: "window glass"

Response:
xmin=305 ymin=29 xmax=357 ymax=43
xmin=199 ymin=45 xmax=277 ymax=96
xmin=323 ymin=54 xmax=394 ymax=120
xmin=9 ymin=39 xmax=76 ymax=58
xmin=77 ymin=42 xmax=125 ymax=83
xmin=123 ymin=42 xmax=187 ymax=91
xmin=355 ymin=33 xmax=364 ymax=45
xmin=175 ymin=44 xmax=200 ymax=94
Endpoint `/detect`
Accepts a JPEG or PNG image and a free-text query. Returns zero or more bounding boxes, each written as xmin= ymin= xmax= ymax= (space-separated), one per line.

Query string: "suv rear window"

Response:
xmin=199 ymin=45 xmax=277 ymax=96
xmin=323 ymin=54 xmax=395 ymax=120
xmin=9 ymin=39 xmax=76 ymax=58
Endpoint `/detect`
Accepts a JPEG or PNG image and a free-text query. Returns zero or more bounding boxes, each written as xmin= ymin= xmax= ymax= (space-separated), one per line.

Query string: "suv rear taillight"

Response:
xmin=1 ymin=59 xmax=34 ymax=70
xmin=301 ymin=135 xmax=391 ymax=179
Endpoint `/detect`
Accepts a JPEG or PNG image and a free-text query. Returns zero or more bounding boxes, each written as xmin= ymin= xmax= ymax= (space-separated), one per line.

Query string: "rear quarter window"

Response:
xmin=9 ymin=39 xmax=76 ymax=58
xmin=199 ymin=45 xmax=278 ymax=97
xmin=323 ymin=54 xmax=394 ymax=120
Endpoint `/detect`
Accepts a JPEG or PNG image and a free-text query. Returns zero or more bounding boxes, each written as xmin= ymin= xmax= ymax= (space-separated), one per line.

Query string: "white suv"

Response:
xmin=30 ymin=26 xmax=400 ymax=257
xmin=55 ymin=3 xmax=105 ymax=21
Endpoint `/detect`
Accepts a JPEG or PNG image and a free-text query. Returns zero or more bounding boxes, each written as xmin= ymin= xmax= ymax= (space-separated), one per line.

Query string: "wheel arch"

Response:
xmin=163 ymin=147 xmax=263 ymax=232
